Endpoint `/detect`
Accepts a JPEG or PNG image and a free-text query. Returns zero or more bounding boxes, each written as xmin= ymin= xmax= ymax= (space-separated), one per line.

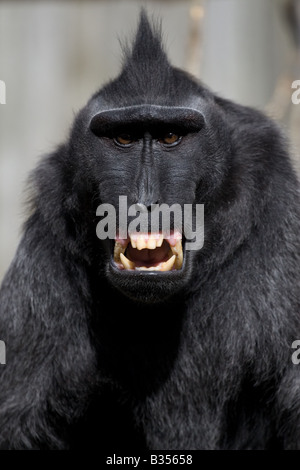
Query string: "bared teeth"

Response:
xmin=156 ymin=236 xmax=163 ymax=247
xmin=130 ymin=239 xmax=137 ymax=248
xmin=136 ymin=237 xmax=147 ymax=250
xmin=135 ymin=266 xmax=161 ymax=271
xmin=114 ymin=233 xmax=183 ymax=271
xmin=135 ymin=255 xmax=176 ymax=272
xmin=147 ymin=238 xmax=157 ymax=249
xmin=114 ymin=240 xmax=126 ymax=262
xmin=120 ymin=253 xmax=135 ymax=270
xmin=160 ymin=255 xmax=176 ymax=271
xmin=129 ymin=233 xmax=164 ymax=250
xmin=171 ymin=240 xmax=183 ymax=269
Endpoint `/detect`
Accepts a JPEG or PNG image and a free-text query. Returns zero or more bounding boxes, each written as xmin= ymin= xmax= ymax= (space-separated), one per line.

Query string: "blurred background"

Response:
xmin=0 ymin=0 xmax=300 ymax=281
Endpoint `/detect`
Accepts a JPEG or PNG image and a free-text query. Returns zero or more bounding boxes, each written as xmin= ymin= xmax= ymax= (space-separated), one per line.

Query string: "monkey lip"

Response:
xmin=113 ymin=231 xmax=183 ymax=272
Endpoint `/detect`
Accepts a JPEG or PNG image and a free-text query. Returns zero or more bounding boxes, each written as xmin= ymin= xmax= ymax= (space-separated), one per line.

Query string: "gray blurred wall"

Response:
xmin=0 ymin=0 xmax=299 ymax=281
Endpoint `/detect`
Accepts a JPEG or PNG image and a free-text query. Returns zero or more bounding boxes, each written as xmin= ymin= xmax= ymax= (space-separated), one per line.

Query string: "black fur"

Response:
xmin=0 ymin=12 xmax=300 ymax=449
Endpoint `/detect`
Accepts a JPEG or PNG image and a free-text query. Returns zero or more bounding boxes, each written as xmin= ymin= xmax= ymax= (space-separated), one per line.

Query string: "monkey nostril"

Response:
xmin=147 ymin=201 xmax=159 ymax=211
xmin=135 ymin=201 xmax=159 ymax=212
xmin=134 ymin=203 xmax=148 ymax=213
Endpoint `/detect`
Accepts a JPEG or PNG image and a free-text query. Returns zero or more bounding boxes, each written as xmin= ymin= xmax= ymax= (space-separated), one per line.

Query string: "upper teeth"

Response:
xmin=114 ymin=232 xmax=183 ymax=272
xmin=172 ymin=240 xmax=183 ymax=269
xmin=130 ymin=233 xmax=164 ymax=250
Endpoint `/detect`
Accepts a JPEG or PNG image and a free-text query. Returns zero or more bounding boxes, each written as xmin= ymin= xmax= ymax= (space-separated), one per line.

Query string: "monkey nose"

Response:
xmin=134 ymin=203 xmax=148 ymax=212
xmin=134 ymin=202 xmax=159 ymax=212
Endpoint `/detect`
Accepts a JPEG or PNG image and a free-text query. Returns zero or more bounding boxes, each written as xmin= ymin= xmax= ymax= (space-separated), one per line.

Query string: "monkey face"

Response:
xmin=87 ymin=105 xmax=201 ymax=302
xmin=69 ymin=100 xmax=230 ymax=303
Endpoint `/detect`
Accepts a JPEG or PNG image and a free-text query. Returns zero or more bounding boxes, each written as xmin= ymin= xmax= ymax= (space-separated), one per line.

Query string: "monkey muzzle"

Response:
xmin=113 ymin=231 xmax=183 ymax=272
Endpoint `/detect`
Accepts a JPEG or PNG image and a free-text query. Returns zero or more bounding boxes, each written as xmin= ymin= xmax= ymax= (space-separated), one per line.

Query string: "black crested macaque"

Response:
xmin=0 ymin=12 xmax=300 ymax=450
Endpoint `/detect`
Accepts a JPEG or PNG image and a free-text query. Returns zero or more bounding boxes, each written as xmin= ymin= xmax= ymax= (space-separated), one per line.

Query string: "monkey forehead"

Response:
xmin=89 ymin=104 xmax=205 ymax=134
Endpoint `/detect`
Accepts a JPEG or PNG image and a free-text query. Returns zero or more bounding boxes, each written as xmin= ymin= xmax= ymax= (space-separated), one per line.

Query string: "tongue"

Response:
xmin=126 ymin=242 xmax=170 ymax=267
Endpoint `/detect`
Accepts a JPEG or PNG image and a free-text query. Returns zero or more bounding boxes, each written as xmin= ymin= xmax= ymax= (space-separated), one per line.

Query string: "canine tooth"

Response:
xmin=160 ymin=255 xmax=176 ymax=272
xmin=171 ymin=240 xmax=182 ymax=255
xmin=137 ymin=237 xmax=147 ymax=250
xmin=171 ymin=240 xmax=183 ymax=269
xmin=175 ymin=253 xmax=183 ymax=269
xmin=114 ymin=241 xmax=125 ymax=262
xmin=120 ymin=253 xmax=135 ymax=270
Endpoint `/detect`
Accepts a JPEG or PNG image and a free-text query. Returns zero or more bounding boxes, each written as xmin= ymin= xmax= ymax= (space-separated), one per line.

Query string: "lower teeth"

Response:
xmin=120 ymin=253 xmax=135 ymax=270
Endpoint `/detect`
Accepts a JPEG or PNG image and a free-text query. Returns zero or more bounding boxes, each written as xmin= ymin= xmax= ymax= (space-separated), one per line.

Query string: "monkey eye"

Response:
xmin=159 ymin=132 xmax=182 ymax=146
xmin=114 ymin=134 xmax=134 ymax=146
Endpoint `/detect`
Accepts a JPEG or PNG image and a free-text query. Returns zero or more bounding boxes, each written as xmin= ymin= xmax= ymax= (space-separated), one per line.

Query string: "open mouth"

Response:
xmin=113 ymin=231 xmax=183 ymax=272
